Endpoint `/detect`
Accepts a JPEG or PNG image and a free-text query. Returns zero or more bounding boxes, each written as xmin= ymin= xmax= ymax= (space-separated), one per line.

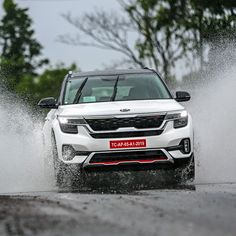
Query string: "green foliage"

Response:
xmin=0 ymin=0 xmax=79 ymax=106
xmin=123 ymin=0 xmax=236 ymax=81
xmin=16 ymin=64 xmax=77 ymax=104
xmin=124 ymin=0 xmax=191 ymax=82
xmin=179 ymin=0 xmax=236 ymax=67
xmin=0 ymin=0 xmax=48 ymax=90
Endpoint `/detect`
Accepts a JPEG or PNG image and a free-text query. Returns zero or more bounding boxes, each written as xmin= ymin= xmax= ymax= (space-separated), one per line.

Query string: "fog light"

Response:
xmin=182 ymin=139 xmax=191 ymax=154
xmin=62 ymin=145 xmax=76 ymax=161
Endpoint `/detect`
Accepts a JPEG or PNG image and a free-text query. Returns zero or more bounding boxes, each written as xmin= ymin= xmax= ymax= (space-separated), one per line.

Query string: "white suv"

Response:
xmin=39 ymin=69 xmax=194 ymax=186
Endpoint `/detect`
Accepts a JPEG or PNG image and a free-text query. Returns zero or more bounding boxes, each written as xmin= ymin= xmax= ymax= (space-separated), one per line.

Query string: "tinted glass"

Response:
xmin=63 ymin=73 xmax=171 ymax=104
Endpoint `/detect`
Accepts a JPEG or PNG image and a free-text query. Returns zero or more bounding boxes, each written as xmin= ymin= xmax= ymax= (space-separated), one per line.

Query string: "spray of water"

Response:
xmin=185 ymin=40 xmax=236 ymax=184
xmin=188 ymin=66 xmax=236 ymax=184
xmin=0 ymin=91 xmax=54 ymax=193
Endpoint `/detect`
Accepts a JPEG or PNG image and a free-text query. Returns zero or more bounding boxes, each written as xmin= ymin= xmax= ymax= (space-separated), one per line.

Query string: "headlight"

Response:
xmin=165 ymin=110 xmax=188 ymax=129
xmin=58 ymin=116 xmax=87 ymax=134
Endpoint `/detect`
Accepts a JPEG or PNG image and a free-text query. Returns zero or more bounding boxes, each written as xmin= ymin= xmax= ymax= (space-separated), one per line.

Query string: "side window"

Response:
xmin=64 ymin=79 xmax=84 ymax=104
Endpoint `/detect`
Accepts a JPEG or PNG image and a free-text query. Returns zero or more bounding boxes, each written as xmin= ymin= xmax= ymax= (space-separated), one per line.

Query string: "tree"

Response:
xmin=59 ymin=11 xmax=142 ymax=68
xmin=0 ymin=0 xmax=48 ymax=90
xmin=60 ymin=1 xmax=188 ymax=82
xmin=122 ymin=0 xmax=190 ymax=81
xmin=16 ymin=64 xmax=77 ymax=105
xmin=180 ymin=0 xmax=236 ymax=70
xmin=60 ymin=0 xmax=235 ymax=83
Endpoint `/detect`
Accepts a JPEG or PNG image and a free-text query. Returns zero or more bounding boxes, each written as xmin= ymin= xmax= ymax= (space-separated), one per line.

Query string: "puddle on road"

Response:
xmin=57 ymin=184 xmax=196 ymax=195
xmin=56 ymin=170 xmax=196 ymax=194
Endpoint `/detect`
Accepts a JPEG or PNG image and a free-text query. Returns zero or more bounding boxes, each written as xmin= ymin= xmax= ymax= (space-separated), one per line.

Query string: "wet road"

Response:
xmin=0 ymin=184 xmax=236 ymax=236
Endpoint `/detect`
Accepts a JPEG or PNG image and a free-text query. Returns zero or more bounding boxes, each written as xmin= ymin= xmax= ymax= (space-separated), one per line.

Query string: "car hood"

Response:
xmin=57 ymin=100 xmax=184 ymax=117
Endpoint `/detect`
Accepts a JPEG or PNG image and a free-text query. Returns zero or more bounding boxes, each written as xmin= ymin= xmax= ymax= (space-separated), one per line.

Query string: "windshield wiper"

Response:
xmin=73 ymin=77 xmax=88 ymax=104
xmin=110 ymin=76 xmax=119 ymax=101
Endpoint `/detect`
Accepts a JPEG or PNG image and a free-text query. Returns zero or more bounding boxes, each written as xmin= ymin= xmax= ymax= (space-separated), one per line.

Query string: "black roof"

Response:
xmin=71 ymin=68 xmax=154 ymax=78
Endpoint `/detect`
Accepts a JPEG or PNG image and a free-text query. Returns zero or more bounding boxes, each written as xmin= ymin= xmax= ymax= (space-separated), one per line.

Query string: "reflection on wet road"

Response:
xmin=1 ymin=183 xmax=236 ymax=236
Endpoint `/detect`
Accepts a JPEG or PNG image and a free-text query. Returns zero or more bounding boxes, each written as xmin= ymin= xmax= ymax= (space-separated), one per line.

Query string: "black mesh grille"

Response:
xmin=89 ymin=150 xmax=167 ymax=164
xmin=86 ymin=115 xmax=165 ymax=131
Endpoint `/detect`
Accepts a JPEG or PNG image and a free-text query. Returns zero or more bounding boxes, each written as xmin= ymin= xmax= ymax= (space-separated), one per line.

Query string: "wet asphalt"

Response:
xmin=0 ymin=183 xmax=236 ymax=236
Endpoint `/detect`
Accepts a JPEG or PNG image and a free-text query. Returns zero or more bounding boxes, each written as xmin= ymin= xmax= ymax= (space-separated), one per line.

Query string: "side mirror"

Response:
xmin=175 ymin=91 xmax=191 ymax=102
xmin=38 ymin=97 xmax=58 ymax=109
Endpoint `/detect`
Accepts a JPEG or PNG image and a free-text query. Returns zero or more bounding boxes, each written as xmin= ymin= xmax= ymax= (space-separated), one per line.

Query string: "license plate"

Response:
xmin=110 ymin=139 xmax=146 ymax=149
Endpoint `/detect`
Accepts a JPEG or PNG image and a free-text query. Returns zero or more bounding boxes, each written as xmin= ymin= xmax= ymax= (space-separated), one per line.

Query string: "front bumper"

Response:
xmin=84 ymin=154 xmax=194 ymax=172
xmin=53 ymin=114 xmax=194 ymax=170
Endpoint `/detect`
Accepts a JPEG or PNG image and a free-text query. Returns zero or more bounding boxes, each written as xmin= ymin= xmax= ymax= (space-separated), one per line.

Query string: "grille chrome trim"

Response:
xmin=83 ymin=112 xmax=167 ymax=120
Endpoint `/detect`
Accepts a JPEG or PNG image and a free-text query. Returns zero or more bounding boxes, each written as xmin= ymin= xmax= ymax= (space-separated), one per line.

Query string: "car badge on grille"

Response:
xmin=120 ymin=108 xmax=130 ymax=112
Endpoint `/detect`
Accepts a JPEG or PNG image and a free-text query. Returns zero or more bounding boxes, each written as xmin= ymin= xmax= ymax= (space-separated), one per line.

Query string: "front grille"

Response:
xmin=89 ymin=150 xmax=167 ymax=164
xmin=85 ymin=115 xmax=165 ymax=131
xmin=90 ymin=130 xmax=163 ymax=139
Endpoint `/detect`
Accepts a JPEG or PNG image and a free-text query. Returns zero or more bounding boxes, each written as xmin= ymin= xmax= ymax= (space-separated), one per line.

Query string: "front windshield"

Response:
xmin=63 ymin=73 xmax=172 ymax=104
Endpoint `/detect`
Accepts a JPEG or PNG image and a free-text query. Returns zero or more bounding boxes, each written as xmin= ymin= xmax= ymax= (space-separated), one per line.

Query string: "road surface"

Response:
xmin=0 ymin=183 xmax=236 ymax=236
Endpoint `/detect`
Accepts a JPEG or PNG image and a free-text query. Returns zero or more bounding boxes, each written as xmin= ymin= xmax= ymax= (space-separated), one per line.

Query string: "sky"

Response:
xmin=0 ymin=0 xmax=125 ymax=71
xmin=0 ymin=0 xmax=189 ymax=78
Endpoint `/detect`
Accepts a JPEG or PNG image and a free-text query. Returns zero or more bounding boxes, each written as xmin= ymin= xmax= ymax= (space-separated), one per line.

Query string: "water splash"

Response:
xmin=0 ymin=91 xmax=54 ymax=193
xmin=185 ymin=41 xmax=236 ymax=184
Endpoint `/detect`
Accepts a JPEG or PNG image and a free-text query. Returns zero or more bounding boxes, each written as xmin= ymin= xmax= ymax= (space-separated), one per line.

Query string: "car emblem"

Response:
xmin=120 ymin=108 xmax=130 ymax=112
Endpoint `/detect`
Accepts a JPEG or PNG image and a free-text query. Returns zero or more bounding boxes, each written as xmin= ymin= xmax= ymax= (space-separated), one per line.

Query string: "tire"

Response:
xmin=174 ymin=154 xmax=195 ymax=183
xmin=51 ymin=132 xmax=83 ymax=189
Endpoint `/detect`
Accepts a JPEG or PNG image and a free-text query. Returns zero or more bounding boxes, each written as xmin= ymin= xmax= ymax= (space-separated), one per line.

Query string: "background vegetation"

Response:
xmin=0 ymin=0 xmax=235 ymax=104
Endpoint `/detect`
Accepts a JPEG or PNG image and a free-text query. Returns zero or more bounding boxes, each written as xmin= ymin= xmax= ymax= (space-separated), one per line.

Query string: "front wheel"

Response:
xmin=51 ymin=132 xmax=84 ymax=189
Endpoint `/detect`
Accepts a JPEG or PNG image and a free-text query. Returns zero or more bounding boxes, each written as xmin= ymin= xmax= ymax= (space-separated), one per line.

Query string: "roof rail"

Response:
xmin=143 ymin=66 xmax=155 ymax=72
xmin=143 ymin=67 xmax=163 ymax=79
